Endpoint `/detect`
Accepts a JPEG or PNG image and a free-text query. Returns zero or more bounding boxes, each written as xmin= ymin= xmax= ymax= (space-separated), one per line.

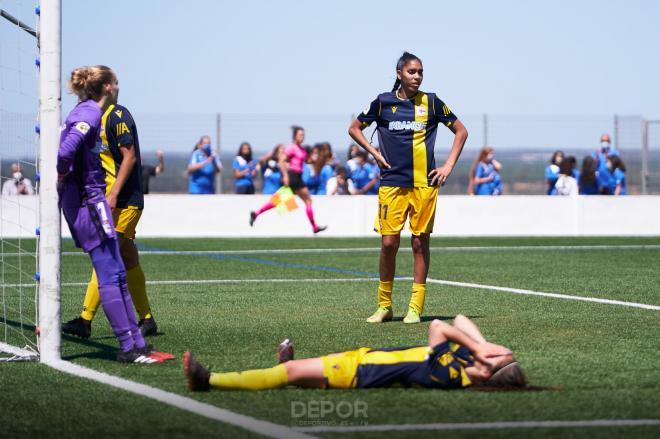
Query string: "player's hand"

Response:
xmin=372 ymin=151 xmax=391 ymax=170
xmin=429 ymin=163 xmax=454 ymax=186
xmin=106 ymin=192 xmax=117 ymax=211
xmin=473 ymin=342 xmax=512 ymax=366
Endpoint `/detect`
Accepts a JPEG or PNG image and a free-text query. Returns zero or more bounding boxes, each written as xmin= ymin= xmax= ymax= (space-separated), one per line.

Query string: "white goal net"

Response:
xmin=0 ymin=0 xmax=40 ymax=361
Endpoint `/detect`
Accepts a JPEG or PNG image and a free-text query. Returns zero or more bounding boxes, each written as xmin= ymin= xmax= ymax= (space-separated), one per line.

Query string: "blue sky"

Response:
xmin=2 ymin=0 xmax=659 ymax=153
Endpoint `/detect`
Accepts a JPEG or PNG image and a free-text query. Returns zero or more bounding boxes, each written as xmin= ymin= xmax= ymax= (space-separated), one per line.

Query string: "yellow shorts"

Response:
xmin=374 ymin=186 xmax=438 ymax=236
xmin=112 ymin=206 xmax=142 ymax=239
xmin=321 ymin=348 xmax=370 ymax=389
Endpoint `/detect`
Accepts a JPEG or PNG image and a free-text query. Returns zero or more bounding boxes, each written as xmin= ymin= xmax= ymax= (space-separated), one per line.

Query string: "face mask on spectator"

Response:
xmin=13 ymin=172 xmax=23 ymax=182
xmin=203 ymin=143 xmax=212 ymax=155
xmin=601 ymin=141 xmax=610 ymax=150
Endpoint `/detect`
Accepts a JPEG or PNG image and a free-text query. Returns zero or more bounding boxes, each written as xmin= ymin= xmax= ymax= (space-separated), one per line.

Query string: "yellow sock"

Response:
xmin=126 ymin=265 xmax=152 ymax=320
xmin=378 ymin=280 xmax=393 ymax=309
xmin=209 ymin=364 xmax=288 ymax=390
xmin=409 ymin=282 xmax=426 ymax=314
xmin=80 ymin=270 xmax=100 ymax=321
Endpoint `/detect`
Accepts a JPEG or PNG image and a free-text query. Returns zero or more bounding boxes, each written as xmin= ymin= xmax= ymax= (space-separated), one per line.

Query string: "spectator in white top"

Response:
xmin=555 ymin=159 xmax=578 ymax=196
xmin=2 ymin=163 xmax=34 ymax=195
xmin=326 ymin=165 xmax=352 ymax=195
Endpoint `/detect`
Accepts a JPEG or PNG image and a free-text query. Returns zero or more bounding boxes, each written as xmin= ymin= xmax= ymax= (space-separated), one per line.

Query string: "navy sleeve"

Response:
xmin=432 ymin=95 xmax=458 ymax=127
xmin=108 ymin=109 xmax=135 ymax=148
xmin=427 ymin=342 xmax=472 ymax=388
xmin=357 ymin=97 xmax=380 ymax=126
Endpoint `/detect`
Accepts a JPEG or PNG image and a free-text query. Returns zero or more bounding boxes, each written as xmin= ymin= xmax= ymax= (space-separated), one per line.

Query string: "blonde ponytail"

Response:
xmin=67 ymin=65 xmax=115 ymax=101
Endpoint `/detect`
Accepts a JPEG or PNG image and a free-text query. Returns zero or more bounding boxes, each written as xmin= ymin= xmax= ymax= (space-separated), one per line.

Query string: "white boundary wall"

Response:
xmin=4 ymin=195 xmax=660 ymax=237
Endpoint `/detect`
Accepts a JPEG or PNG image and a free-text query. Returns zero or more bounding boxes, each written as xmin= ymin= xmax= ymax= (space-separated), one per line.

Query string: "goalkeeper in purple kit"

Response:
xmin=58 ymin=65 xmax=172 ymax=364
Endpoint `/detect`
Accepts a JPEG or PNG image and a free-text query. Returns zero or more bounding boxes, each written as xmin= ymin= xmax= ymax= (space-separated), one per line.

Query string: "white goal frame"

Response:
xmin=37 ymin=0 xmax=61 ymax=363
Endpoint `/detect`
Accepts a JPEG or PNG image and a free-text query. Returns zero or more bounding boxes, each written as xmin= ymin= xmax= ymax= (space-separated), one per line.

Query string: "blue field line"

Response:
xmin=137 ymin=245 xmax=379 ymax=277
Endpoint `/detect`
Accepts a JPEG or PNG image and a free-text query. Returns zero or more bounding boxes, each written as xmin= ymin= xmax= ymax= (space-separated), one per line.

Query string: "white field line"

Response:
xmin=3 ymin=276 xmax=659 ymax=311
xmin=45 ymin=359 xmax=317 ymax=439
xmin=1 ymin=278 xmax=382 ymax=288
xmin=425 ymin=277 xmax=660 ymax=311
xmin=22 ymin=243 xmax=659 ymax=257
xmin=0 ymin=341 xmax=38 ymax=361
xmin=294 ymin=419 xmax=660 ymax=433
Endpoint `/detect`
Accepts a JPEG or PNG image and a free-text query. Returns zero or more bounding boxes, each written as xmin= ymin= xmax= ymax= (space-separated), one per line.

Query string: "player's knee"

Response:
xmin=118 ymin=237 xmax=139 ymax=269
xmin=381 ymin=238 xmax=399 ymax=254
xmin=455 ymin=314 xmax=467 ymax=323
xmin=411 ymin=237 xmax=424 ymax=254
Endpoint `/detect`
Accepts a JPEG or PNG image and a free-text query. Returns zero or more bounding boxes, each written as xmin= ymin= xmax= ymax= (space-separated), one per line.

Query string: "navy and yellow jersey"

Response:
xmin=356 ymin=341 xmax=474 ymax=389
xmin=358 ymin=91 xmax=457 ymax=188
xmin=99 ymin=104 xmax=144 ymax=209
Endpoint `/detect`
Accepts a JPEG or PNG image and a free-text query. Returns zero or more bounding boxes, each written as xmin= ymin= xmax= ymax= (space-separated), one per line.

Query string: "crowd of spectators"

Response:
xmin=181 ymin=132 xmax=627 ymax=196
xmin=544 ymin=134 xmax=626 ymax=196
xmin=225 ymin=139 xmax=382 ymax=196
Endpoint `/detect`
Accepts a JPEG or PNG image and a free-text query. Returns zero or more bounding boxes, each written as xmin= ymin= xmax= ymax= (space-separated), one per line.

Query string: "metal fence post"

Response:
xmin=215 ymin=113 xmax=222 ymax=194
xmin=641 ymin=119 xmax=648 ymax=195
xmin=483 ymin=113 xmax=488 ymax=147
xmin=613 ymin=114 xmax=619 ymax=151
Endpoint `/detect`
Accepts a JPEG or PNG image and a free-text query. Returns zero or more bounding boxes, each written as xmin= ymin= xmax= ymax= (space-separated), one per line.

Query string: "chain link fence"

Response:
xmin=2 ymin=112 xmax=653 ymax=195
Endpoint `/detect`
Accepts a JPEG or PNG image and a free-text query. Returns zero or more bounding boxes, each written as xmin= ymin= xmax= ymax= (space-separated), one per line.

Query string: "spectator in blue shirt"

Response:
xmin=349 ymin=149 xmax=379 ymax=195
xmin=608 ymin=156 xmax=627 ymax=195
xmin=303 ymin=144 xmax=335 ymax=195
xmin=578 ymin=156 xmax=599 ymax=195
xmin=233 ymin=142 xmax=257 ymax=194
xmin=346 ymin=143 xmax=360 ymax=176
xmin=544 ymin=150 xmax=564 ymax=195
xmin=365 ymin=151 xmax=381 ymax=195
xmin=258 ymin=144 xmax=284 ymax=195
xmin=187 ymin=135 xmax=221 ymax=194
xmin=473 ymin=147 xmax=502 ymax=196
xmin=592 ymin=134 xmax=619 ymax=194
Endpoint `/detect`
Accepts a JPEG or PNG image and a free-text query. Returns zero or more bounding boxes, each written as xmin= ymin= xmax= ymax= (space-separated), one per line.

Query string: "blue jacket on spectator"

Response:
xmin=189 ymin=149 xmax=217 ymax=194
xmin=351 ymin=162 xmax=379 ymax=194
xmin=303 ymin=163 xmax=334 ymax=195
xmin=233 ymin=156 xmax=256 ymax=190
xmin=610 ymin=168 xmax=626 ymax=195
xmin=261 ymin=160 xmax=282 ymax=195
xmin=475 ymin=162 xmax=500 ymax=195
xmin=545 ymin=164 xmax=560 ymax=195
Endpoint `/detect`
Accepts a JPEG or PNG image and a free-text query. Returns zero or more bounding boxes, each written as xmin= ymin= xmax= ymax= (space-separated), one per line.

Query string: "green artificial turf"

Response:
xmin=1 ymin=237 xmax=659 ymax=438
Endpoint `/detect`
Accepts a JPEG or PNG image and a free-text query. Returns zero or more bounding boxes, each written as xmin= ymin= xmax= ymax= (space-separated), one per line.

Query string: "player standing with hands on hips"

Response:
xmin=348 ymin=52 xmax=468 ymax=324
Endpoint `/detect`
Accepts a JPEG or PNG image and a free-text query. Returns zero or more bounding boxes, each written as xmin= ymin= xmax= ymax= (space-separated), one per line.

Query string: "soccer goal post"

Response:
xmin=37 ymin=0 xmax=61 ymax=363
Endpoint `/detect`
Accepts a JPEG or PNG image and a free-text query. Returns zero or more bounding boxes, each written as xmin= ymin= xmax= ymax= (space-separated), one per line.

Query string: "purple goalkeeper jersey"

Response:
xmin=58 ymin=100 xmax=116 ymax=252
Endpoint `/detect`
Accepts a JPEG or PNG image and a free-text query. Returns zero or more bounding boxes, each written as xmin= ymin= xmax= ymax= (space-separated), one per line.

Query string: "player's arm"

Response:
xmin=107 ymin=144 xmax=136 ymax=210
xmin=452 ymin=314 xmax=487 ymax=344
xmin=347 ymin=120 xmax=390 ymax=170
xmin=428 ymin=319 xmax=510 ymax=366
xmin=429 ymin=119 xmax=468 ymax=186
xmin=348 ymin=97 xmax=390 ymax=170
xmin=57 ymin=121 xmax=92 ymax=179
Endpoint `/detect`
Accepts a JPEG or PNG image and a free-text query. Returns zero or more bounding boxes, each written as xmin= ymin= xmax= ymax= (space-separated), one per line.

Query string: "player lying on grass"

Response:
xmin=185 ymin=315 xmax=529 ymax=391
